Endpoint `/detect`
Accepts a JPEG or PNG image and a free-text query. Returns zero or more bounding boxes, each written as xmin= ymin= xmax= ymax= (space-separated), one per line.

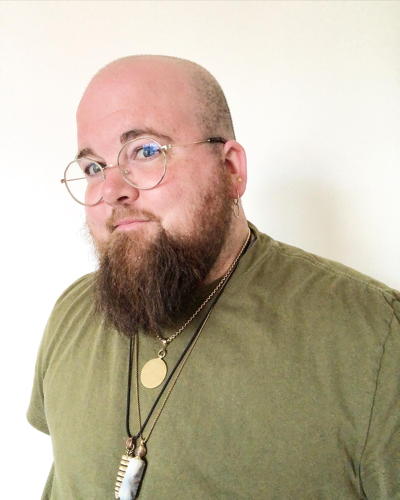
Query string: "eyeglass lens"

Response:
xmin=63 ymin=138 xmax=166 ymax=205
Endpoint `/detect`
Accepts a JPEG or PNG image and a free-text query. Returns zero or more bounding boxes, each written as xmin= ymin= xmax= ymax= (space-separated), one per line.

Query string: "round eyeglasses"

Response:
xmin=61 ymin=136 xmax=227 ymax=206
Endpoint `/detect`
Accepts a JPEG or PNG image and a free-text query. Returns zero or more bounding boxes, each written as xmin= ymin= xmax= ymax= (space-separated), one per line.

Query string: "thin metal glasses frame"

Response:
xmin=61 ymin=136 xmax=227 ymax=206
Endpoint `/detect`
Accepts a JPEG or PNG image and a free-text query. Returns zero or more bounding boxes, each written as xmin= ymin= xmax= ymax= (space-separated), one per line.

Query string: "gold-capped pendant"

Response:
xmin=141 ymin=357 xmax=167 ymax=388
xmin=115 ymin=440 xmax=147 ymax=499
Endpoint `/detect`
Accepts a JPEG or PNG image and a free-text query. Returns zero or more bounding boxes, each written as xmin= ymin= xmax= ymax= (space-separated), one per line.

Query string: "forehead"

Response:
xmin=77 ymin=61 xmax=199 ymax=148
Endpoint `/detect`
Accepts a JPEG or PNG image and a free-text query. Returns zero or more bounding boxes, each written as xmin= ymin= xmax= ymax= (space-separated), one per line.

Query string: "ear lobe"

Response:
xmin=222 ymin=140 xmax=247 ymax=198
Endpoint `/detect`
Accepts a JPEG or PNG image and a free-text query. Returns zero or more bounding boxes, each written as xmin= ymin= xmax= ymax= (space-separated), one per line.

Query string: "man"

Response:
xmin=28 ymin=55 xmax=400 ymax=499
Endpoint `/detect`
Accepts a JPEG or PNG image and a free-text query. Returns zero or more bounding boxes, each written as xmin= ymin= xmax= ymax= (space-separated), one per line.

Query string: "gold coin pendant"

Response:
xmin=140 ymin=358 xmax=167 ymax=388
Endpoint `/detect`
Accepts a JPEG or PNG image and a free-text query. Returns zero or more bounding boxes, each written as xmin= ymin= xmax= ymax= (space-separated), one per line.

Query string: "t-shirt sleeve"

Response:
xmin=27 ymin=310 xmax=52 ymax=434
xmin=27 ymin=318 xmax=51 ymax=435
xmin=359 ymin=297 xmax=400 ymax=498
xmin=27 ymin=274 xmax=94 ymax=436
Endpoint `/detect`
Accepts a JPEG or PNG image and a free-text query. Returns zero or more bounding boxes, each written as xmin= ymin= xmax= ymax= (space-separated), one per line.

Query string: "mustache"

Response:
xmin=105 ymin=209 xmax=159 ymax=233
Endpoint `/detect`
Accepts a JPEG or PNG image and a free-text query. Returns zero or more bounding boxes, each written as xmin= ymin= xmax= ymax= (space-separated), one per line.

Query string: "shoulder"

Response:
xmin=49 ymin=272 xmax=99 ymax=333
xmin=251 ymin=222 xmax=398 ymax=295
xmin=245 ymin=223 xmax=400 ymax=335
xmin=54 ymin=273 xmax=96 ymax=310
xmin=39 ymin=273 xmax=98 ymax=362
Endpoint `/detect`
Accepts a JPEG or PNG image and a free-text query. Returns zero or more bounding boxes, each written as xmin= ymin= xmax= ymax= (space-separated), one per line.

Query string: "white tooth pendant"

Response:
xmin=115 ymin=440 xmax=147 ymax=500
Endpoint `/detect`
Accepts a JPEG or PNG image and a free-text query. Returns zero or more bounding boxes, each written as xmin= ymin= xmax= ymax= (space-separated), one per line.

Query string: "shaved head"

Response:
xmin=78 ymin=55 xmax=235 ymax=141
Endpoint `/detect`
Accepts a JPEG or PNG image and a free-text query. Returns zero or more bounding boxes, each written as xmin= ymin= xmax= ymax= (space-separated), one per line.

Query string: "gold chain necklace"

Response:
xmin=114 ymin=229 xmax=251 ymax=499
xmin=115 ymin=308 xmax=212 ymax=499
xmin=140 ymin=229 xmax=251 ymax=389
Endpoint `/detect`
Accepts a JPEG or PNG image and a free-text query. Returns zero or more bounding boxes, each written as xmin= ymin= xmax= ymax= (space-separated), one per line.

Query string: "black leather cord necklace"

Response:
xmin=114 ymin=228 xmax=252 ymax=500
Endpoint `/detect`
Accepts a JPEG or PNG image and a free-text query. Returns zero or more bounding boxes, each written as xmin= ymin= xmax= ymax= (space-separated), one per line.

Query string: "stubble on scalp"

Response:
xmin=93 ymin=170 xmax=233 ymax=337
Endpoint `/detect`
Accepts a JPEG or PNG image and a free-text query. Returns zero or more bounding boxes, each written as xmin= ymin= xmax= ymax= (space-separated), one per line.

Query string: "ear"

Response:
xmin=222 ymin=140 xmax=247 ymax=198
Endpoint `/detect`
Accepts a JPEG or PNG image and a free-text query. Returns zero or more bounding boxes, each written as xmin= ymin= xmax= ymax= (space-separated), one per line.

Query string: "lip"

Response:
xmin=114 ymin=219 xmax=150 ymax=231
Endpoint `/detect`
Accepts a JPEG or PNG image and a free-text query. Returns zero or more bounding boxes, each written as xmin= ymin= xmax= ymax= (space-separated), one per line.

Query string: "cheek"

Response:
xmin=85 ymin=206 xmax=109 ymax=241
xmin=159 ymin=182 xmax=206 ymax=235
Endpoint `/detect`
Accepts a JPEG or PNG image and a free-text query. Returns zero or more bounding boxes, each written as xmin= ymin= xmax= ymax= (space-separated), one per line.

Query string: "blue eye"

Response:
xmin=142 ymin=143 xmax=160 ymax=158
xmin=84 ymin=162 xmax=102 ymax=176
xmin=122 ymin=139 xmax=162 ymax=163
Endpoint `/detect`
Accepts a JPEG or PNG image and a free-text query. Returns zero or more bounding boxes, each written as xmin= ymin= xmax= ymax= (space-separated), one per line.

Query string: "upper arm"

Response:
xmin=359 ymin=300 xmax=400 ymax=498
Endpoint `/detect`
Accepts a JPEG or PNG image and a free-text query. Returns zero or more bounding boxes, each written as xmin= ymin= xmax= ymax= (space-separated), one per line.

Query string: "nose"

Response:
xmin=101 ymin=165 xmax=140 ymax=207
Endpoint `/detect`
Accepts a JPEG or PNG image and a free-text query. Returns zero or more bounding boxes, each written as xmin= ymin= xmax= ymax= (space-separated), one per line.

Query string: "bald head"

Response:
xmin=78 ymin=55 xmax=235 ymax=141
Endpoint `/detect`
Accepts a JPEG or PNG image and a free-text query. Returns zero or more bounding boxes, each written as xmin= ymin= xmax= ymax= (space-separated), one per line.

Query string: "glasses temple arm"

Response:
xmin=207 ymin=137 xmax=227 ymax=144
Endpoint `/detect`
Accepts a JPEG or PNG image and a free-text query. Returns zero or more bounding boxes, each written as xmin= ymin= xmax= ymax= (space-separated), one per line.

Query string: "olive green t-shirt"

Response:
xmin=28 ymin=226 xmax=400 ymax=499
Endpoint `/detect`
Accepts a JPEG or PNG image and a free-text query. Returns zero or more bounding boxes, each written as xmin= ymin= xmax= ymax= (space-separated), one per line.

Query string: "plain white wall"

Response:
xmin=1 ymin=1 xmax=399 ymax=497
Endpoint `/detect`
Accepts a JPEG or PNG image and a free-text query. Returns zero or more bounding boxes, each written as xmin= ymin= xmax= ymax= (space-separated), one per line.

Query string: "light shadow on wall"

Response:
xmin=257 ymin=177 xmax=363 ymax=265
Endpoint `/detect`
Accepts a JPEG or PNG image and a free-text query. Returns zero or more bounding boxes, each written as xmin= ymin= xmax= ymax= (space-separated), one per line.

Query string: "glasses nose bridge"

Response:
xmin=102 ymin=157 xmax=143 ymax=191
xmin=100 ymin=161 xmax=141 ymax=206
xmin=104 ymin=147 xmax=167 ymax=191
xmin=103 ymin=162 xmax=130 ymax=178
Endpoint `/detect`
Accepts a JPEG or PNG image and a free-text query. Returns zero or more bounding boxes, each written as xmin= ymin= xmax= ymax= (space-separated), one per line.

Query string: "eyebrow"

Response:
xmin=76 ymin=147 xmax=96 ymax=159
xmin=120 ymin=128 xmax=173 ymax=144
xmin=76 ymin=128 xmax=173 ymax=160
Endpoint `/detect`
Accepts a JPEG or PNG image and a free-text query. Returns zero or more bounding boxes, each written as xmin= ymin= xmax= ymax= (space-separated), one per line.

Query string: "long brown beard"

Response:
xmin=93 ymin=176 xmax=233 ymax=337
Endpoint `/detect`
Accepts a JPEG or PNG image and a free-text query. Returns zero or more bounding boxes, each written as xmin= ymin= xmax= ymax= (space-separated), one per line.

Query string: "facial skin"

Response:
xmin=76 ymin=56 xmax=249 ymax=334
xmin=78 ymin=56 xmax=248 ymax=281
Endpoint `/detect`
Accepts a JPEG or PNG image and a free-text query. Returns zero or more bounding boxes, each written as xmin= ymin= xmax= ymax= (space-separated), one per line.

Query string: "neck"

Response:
xmin=204 ymin=215 xmax=249 ymax=284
